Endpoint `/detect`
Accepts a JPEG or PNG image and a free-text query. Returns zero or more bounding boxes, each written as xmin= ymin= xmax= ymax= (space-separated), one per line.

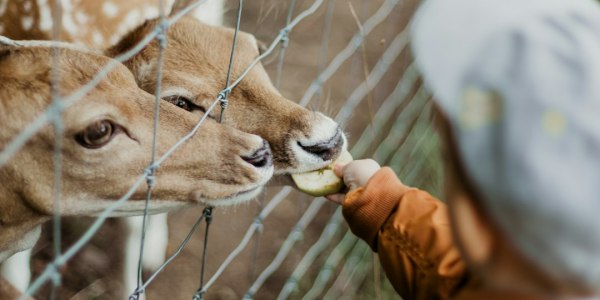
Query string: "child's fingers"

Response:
xmin=333 ymin=163 xmax=347 ymax=177
xmin=325 ymin=193 xmax=345 ymax=205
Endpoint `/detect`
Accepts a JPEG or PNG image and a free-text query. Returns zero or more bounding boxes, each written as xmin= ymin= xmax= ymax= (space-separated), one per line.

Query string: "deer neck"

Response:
xmin=0 ymin=182 xmax=48 ymax=262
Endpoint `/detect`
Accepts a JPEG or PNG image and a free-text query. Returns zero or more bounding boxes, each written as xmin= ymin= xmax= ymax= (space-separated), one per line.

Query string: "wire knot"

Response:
xmin=129 ymin=286 xmax=145 ymax=300
xmin=48 ymin=263 xmax=62 ymax=287
xmin=253 ymin=216 xmax=264 ymax=233
xmin=217 ymin=90 xmax=229 ymax=109
xmin=192 ymin=289 xmax=205 ymax=300
xmin=203 ymin=206 xmax=214 ymax=225
xmin=279 ymin=28 xmax=291 ymax=48
xmin=144 ymin=166 xmax=156 ymax=188
xmin=156 ymin=21 xmax=169 ymax=48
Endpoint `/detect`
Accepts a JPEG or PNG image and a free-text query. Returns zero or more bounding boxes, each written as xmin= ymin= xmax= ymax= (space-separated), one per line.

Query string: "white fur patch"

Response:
xmin=122 ymin=10 xmax=142 ymax=31
xmin=60 ymin=0 xmax=78 ymax=36
xmin=278 ymin=113 xmax=347 ymax=174
xmin=21 ymin=16 xmax=34 ymax=30
xmin=1 ymin=248 xmax=32 ymax=291
xmin=36 ymin=0 xmax=52 ymax=31
xmin=92 ymin=31 xmax=103 ymax=45
xmin=23 ymin=1 xmax=32 ymax=12
xmin=192 ymin=0 xmax=224 ymax=26
xmin=102 ymin=2 xmax=118 ymax=18
xmin=75 ymin=11 xmax=89 ymax=24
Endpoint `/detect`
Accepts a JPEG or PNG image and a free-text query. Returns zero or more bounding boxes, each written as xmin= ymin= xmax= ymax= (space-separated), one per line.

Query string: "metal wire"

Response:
xmin=322 ymin=241 xmax=370 ymax=299
xmin=334 ymin=28 xmax=409 ymax=122
xmin=274 ymin=0 xmax=297 ymax=89
xmin=373 ymin=86 xmax=429 ymax=162
xmin=314 ymin=0 xmax=337 ymax=102
xmin=219 ymin=0 xmax=244 ymax=123
xmin=130 ymin=0 xmax=168 ymax=299
xmin=136 ymin=208 xmax=210 ymax=293
xmin=21 ymin=0 xmax=319 ymax=291
xmin=244 ymin=198 xmax=327 ymax=299
xmin=49 ymin=0 xmax=64 ymax=298
xmin=277 ymin=208 xmax=343 ymax=300
xmin=351 ymin=63 xmax=418 ymax=158
xmin=192 ymin=206 xmax=214 ymax=300
xmin=298 ymin=0 xmax=400 ymax=107
xmin=199 ymin=187 xmax=293 ymax=293
xmin=5 ymin=0 xmax=431 ymax=298
xmin=195 ymin=1 xmax=418 ymax=296
xmin=302 ymin=231 xmax=357 ymax=300
xmin=0 ymin=0 xmax=211 ymax=169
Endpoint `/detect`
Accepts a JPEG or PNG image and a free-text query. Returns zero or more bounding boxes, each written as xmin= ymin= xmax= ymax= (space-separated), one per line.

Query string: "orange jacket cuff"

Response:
xmin=342 ymin=167 xmax=413 ymax=251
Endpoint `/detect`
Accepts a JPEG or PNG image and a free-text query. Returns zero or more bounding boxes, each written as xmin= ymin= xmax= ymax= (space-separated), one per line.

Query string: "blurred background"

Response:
xmin=28 ymin=0 xmax=441 ymax=299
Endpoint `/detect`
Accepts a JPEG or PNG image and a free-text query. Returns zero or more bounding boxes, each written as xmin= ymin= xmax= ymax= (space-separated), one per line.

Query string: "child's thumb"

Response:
xmin=333 ymin=163 xmax=347 ymax=178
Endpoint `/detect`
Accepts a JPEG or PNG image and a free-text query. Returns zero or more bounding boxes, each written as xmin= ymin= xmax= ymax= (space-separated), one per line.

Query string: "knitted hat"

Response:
xmin=411 ymin=0 xmax=600 ymax=290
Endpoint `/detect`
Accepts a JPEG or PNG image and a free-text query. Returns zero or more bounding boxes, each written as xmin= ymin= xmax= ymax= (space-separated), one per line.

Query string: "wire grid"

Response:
xmin=3 ymin=0 xmax=440 ymax=298
xmin=190 ymin=0 xmax=436 ymax=299
xmin=3 ymin=0 xmax=332 ymax=298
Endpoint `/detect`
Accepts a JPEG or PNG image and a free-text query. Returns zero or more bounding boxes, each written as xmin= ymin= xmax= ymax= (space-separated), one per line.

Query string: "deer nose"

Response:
xmin=298 ymin=127 xmax=343 ymax=161
xmin=242 ymin=140 xmax=272 ymax=168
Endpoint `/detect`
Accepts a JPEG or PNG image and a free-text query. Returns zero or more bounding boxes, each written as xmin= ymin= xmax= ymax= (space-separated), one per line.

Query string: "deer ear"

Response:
xmin=169 ymin=0 xmax=198 ymax=17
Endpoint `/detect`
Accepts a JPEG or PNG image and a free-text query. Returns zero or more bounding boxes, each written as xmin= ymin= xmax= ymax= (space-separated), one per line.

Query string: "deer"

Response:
xmin=1 ymin=0 xmax=348 ymax=297
xmin=0 ymin=0 xmax=228 ymax=295
xmin=0 ymin=40 xmax=275 ymax=296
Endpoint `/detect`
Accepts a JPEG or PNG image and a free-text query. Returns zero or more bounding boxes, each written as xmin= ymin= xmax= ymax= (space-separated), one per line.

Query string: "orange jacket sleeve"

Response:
xmin=342 ymin=167 xmax=467 ymax=300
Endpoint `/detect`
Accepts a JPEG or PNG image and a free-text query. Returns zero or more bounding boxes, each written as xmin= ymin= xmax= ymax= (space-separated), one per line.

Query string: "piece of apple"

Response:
xmin=291 ymin=150 xmax=353 ymax=197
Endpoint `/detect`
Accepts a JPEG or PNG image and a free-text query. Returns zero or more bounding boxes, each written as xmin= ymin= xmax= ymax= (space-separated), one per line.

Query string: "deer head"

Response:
xmin=106 ymin=16 xmax=347 ymax=177
xmin=0 ymin=43 xmax=273 ymax=258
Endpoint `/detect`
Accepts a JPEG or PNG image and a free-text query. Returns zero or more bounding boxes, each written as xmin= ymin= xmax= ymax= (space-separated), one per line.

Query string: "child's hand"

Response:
xmin=326 ymin=159 xmax=381 ymax=204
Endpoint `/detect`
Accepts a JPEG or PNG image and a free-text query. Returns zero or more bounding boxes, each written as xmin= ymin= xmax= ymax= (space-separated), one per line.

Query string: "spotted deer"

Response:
xmin=1 ymin=0 xmax=347 ymax=296
xmin=0 ymin=0 xmax=227 ymax=295
xmin=0 ymin=40 xmax=274 ymax=295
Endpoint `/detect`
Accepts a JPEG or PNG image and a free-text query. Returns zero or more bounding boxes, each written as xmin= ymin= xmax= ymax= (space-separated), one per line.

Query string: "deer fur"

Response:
xmin=0 ymin=0 xmax=223 ymax=49
xmin=108 ymin=16 xmax=346 ymax=175
xmin=0 ymin=1 xmax=347 ymax=297
xmin=0 ymin=41 xmax=273 ymax=269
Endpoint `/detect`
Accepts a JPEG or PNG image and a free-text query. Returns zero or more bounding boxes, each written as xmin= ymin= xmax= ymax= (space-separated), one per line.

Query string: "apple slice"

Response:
xmin=291 ymin=150 xmax=353 ymax=197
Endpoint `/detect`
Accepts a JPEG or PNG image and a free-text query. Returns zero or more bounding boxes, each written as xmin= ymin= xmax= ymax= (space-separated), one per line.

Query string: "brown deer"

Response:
xmin=1 ymin=1 xmax=347 ymax=297
xmin=0 ymin=0 xmax=224 ymax=49
xmin=0 ymin=41 xmax=274 ymax=294
xmin=0 ymin=0 xmax=228 ymax=295
xmin=106 ymin=11 xmax=347 ymax=297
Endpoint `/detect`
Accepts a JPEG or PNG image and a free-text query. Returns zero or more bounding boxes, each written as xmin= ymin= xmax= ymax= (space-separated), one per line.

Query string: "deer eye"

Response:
xmin=75 ymin=120 xmax=116 ymax=149
xmin=163 ymin=95 xmax=195 ymax=112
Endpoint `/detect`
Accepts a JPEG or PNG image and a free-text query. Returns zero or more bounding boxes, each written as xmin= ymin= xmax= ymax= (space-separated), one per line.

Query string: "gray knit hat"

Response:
xmin=412 ymin=0 xmax=600 ymax=291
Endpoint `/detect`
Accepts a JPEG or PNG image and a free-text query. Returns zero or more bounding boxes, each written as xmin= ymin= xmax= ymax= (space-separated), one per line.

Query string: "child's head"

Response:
xmin=412 ymin=0 xmax=600 ymax=294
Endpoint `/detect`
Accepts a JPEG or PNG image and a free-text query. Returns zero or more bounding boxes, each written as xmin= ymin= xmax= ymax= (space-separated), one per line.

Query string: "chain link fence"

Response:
xmin=1 ymin=0 xmax=441 ymax=298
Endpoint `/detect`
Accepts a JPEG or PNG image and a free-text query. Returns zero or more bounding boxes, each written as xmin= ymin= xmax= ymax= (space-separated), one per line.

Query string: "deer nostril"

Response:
xmin=298 ymin=128 xmax=343 ymax=161
xmin=242 ymin=140 xmax=272 ymax=169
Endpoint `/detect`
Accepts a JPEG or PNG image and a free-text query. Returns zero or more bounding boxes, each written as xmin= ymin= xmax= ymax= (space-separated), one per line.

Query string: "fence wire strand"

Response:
xmin=4 ymin=0 xmax=437 ymax=298
xmin=195 ymin=1 xmax=426 ymax=297
xmin=17 ymin=0 xmax=330 ymax=296
xmin=130 ymin=0 xmax=168 ymax=298
xmin=244 ymin=198 xmax=327 ymax=299
xmin=299 ymin=0 xmax=400 ymax=107
xmin=50 ymin=0 xmax=64 ymax=298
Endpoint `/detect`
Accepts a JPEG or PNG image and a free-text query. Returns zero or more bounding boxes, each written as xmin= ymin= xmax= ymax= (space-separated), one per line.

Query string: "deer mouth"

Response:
xmin=201 ymin=185 xmax=265 ymax=207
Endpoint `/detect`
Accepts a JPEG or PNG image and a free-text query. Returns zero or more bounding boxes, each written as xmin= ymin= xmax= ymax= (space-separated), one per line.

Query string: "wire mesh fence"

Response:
xmin=0 ymin=0 xmax=441 ymax=299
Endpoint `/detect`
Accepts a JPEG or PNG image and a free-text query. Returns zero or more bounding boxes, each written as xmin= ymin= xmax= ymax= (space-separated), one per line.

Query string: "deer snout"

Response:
xmin=298 ymin=127 xmax=343 ymax=161
xmin=242 ymin=140 xmax=272 ymax=169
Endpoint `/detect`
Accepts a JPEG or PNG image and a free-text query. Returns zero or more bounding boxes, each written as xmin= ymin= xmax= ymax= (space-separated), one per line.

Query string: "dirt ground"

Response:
xmin=28 ymin=0 xmax=423 ymax=299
